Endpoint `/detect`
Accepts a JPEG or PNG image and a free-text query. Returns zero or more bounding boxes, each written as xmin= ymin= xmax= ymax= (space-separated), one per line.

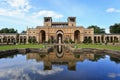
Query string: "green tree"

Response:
xmin=83 ymin=37 xmax=92 ymax=43
xmin=21 ymin=30 xmax=26 ymax=33
xmin=32 ymin=37 xmax=36 ymax=44
xmin=16 ymin=34 xmax=19 ymax=43
xmin=88 ymin=25 xmax=105 ymax=34
xmin=69 ymin=38 xmax=74 ymax=43
xmin=0 ymin=28 xmax=17 ymax=33
xmin=110 ymin=23 xmax=120 ymax=34
xmin=48 ymin=38 xmax=51 ymax=43
xmin=28 ymin=37 xmax=36 ymax=44
xmin=28 ymin=38 xmax=32 ymax=43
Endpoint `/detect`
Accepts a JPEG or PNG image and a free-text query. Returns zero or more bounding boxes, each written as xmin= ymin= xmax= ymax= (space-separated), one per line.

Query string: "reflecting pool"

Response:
xmin=0 ymin=46 xmax=120 ymax=80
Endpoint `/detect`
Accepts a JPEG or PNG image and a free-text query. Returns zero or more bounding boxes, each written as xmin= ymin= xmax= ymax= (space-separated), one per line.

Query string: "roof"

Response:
xmin=52 ymin=22 xmax=68 ymax=25
xmin=36 ymin=26 xmax=44 ymax=28
xmin=19 ymin=33 xmax=26 ymax=35
xmin=0 ymin=33 xmax=18 ymax=35
xmin=68 ymin=17 xmax=76 ymax=18
xmin=94 ymin=33 xmax=120 ymax=35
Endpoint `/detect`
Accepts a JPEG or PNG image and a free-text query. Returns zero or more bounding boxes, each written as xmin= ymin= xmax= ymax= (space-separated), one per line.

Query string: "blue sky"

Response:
xmin=0 ymin=0 xmax=120 ymax=33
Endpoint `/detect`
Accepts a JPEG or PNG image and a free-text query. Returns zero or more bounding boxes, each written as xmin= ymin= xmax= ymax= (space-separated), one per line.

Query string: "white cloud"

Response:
xmin=7 ymin=0 xmax=31 ymax=12
xmin=0 ymin=65 xmax=63 ymax=80
xmin=0 ymin=0 xmax=31 ymax=17
xmin=33 ymin=10 xmax=64 ymax=18
xmin=105 ymin=28 xmax=110 ymax=33
xmin=0 ymin=68 xmax=31 ymax=80
xmin=0 ymin=8 xmax=24 ymax=16
xmin=0 ymin=0 xmax=63 ymax=19
xmin=106 ymin=8 xmax=120 ymax=13
xmin=0 ymin=0 xmax=64 ymax=32
xmin=108 ymin=73 xmax=120 ymax=78
xmin=34 ymin=67 xmax=63 ymax=76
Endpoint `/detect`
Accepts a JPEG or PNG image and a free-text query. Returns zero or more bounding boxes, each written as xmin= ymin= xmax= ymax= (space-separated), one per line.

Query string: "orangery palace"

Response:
xmin=0 ymin=17 xmax=120 ymax=44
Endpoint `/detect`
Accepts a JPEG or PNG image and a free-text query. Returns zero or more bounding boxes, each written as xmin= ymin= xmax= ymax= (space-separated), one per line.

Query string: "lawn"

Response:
xmin=0 ymin=44 xmax=44 ymax=51
xmin=0 ymin=44 xmax=120 ymax=51
xmin=76 ymin=44 xmax=120 ymax=51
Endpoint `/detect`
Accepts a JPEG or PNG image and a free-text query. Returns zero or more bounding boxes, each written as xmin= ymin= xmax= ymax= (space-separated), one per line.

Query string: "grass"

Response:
xmin=76 ymin=44 xmax=120 ymax=51
xmin=0 ymin=44 xmax=120 ymax=51
xmin=0 ymin=44 xmax=44 ymax=51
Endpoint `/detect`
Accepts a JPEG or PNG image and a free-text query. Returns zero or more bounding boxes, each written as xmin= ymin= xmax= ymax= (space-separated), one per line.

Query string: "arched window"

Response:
xmin=74 ymin=30 xmax=80 ymax=43
xmin=40 ymin=30 xmax=46 ymax=43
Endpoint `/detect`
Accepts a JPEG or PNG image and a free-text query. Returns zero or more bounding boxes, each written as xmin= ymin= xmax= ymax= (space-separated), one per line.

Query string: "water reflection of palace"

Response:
xmin=26 ymin=46 xmax=95 ymax=71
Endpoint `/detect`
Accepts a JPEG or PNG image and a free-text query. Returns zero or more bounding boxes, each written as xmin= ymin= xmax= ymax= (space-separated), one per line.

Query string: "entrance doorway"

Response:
xmin=40 ymin=30 xmax=46 ymax=43
xmin=74 ymin=30 xmax=80 ymax=43
xmin=56 ymin=30 xmax=63 ymax=44
xmin=57 ymin=33 xmax=62 ymax=44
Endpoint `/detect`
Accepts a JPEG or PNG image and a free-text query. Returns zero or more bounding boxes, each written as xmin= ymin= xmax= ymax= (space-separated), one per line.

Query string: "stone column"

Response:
xmin=119 ymin=36 xmax=120 ymax=42
xmin=80 ymin=34 xmax=84 ymax=42
xmin=46 ymin=34 xmax=48 ymax=42
xmin=9 ymin=38 xmax=10 ymax=43
xmin=19 ymin=36 xmax=21 ymax=44
xmin=10 ymin=37 xmax=12 ymax=43
xmin=39 ymin=33 xmax=42 ymax=43
xmin=62 ymin=34 xmax=64 ymax=43
xmin=103 ymin=35 xmax=106 ymax=43
xmin=1 ymin=37 xmax=3 ymax=43
xmin=71 ymin=33 xmax=74 ymax=42
xmin=36 ymin=34 xmax=39 ymax=43
xmin=15 ymin=37 xmax=17 ymax=44
xmin=113 ymin=36 xmax=115 ymax=42
xmin=22 ymin=37 xmax=24 ymax=43
xmin=100 ymin=36 xmax=101 ymax=43
xmin=109 ymin=36 xmax=111 ymax=42
xmin=26 ymin=34 xmax=29 ymax=44
xmin=7 ymin=37 xmax=8 ymax=43
xmin=92 ymin=35 xmax=94 ymax=44
xmin=112 ymin=36 xmax=114 ymax=42
xmin=96 ymin=36 xmax=98 ymax=43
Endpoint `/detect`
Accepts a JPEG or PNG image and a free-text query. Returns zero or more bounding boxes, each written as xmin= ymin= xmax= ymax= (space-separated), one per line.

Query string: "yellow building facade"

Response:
xmin=0 ymin=17 xmax=120 ymax=44
xmin=27 ymin=17 xmax=94 ymax=43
